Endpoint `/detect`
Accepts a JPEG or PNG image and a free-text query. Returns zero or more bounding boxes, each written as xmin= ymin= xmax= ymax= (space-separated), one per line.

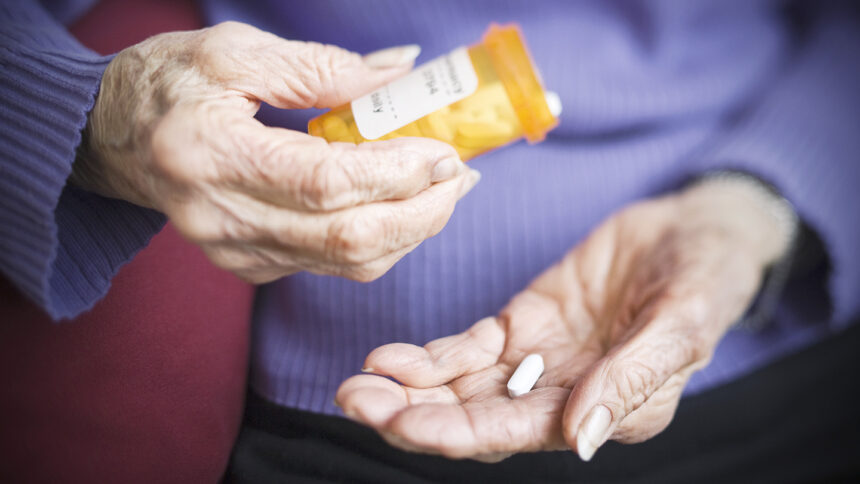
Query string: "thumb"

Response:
xmin=204 ymin=23 xmax=420 ymax=109
xmin=562 ymin=323 xmax=707 ymax=461
xmin=279 ymin=42 xmax=421 ymax=108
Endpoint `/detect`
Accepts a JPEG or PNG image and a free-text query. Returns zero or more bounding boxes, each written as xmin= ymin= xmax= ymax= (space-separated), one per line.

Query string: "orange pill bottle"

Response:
xmin=308 ymin=24 xmax=560 ymax=161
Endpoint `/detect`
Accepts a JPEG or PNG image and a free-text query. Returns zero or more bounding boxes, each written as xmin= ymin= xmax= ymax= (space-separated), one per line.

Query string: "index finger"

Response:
xmin=361 ymin=317 xmax=506 ymax=388
xmin=231 ymin=121 xmax=466 ymax=211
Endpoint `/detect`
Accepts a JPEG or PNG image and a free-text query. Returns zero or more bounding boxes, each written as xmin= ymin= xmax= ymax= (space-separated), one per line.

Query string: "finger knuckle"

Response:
xmin=296 ymin=42 xmax=360 ymax=99
xmin=195 ymin=22 xmax=257 ymax=72
xmin=345 ymin=266 xmax=384 ymax=283
xmin=369 ymin=140 xmax=445 ymax=186
xmin=196 ymin=24 xmax=230 ymax=59
xmin=427 ymin=197 xmax=457 ymax=236
xmin=298 ymin=158 xmax=353 ymax=211
xmin=173 ymin=209 xmax=224 ymax=243
xmin=348 ymin=259 xmax=394 ymax=283
xmin=268 ymin=223 xmax=301 ymax=248
xmin=150 ymin=117 xmax=186 ymax=177
xmin=218 ymin=214 xmax=264 ymax=244
xmin=181 ymin=218 xmax=224 ymax=244
xmin=396 ymin=142 xmax=442 ymax=171
xmin=326 ymin=214 xmax=384 ymax=264
xmin=207 ymin=21 xmax=255 ymax=41
xmin=150 ymin=111 xmax=210 ymax=184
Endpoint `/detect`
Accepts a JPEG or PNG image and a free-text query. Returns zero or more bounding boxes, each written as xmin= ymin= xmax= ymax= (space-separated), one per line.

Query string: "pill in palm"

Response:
xmin=507 ymin=353 xmax=544 ymax=398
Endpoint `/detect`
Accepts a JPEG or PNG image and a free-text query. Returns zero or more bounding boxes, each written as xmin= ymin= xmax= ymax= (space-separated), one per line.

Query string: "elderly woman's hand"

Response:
xmin=72 ymin=21 xmax=478 ymax=283
xmin=336 ymin=178 xmax=793 ymax=461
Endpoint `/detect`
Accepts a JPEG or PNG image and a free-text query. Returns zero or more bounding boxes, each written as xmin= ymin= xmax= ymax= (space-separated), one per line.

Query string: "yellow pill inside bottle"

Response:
xmin=308 ymin=24 xmax=561 ymax=161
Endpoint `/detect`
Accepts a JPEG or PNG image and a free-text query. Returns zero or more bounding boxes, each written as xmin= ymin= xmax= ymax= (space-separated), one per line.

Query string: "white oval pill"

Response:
xmin=507 ymin=353 xmax=544 ymax=398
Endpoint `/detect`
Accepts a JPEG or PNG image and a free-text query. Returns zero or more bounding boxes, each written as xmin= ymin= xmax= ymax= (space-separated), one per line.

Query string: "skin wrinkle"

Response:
xmin=340 ymin=150 xmax=377 ymax=207
xmin=212 ymin=193 xmax=306 ymax=249
xmin=449 ymin=366 xmax=506 ymax=403
xmin=573 ymin=247 xmax=603 ymax=339
xmin=273 ymin=45 xmax=329 ymax=108
xmin=433 ymin=320 xmax=504 ymax=382
xmin=196 ymin=106 xmax=242 ymax=182
xmin=612 ymin=359 xmax=660 ymax=415
xmin=467 ymin=318 xmax=507 ymax=365
xmin=328 ymin=240 xmax=416 ymax=282
xmin=314 ymin=45 xmax=346 ymax=103
xmin=497 ymin=403 xmax=523 ymax=452
xmin=402 ymin=351 xmax=439 ymax=383
xmin=295 ymin=46 xmax=328 ymax=100
xmin=204 ymin=191 xmax=260 ymax=245
xmin=436 ymin=406 xmax=479 ymax=459
xmin=520 ymin=290 xmax=568 ymax=346
xmin=555 ymin=262 xmax=596 ymax=346
xmin=627 ymin=230 xmax=679 ymax=304
xmin=307 ymin=150 xmax=354 ymax=211
xmin=227 ymin=119 xmax=275 ymax=180
xmin=519 ymin=394 xmax=558 ymax=452
xmin=367 ymin=147 xmax=416 ymax=201
xmin=596 ymin=218 xmax=631 ymax=352
xmin=240 ymin=133 xmax=312 ymax=209
xmin=339 ymin=179 xmax=790 ymax=461
xmin=599 ymin=258 xmax=639 ymax=349
xmin=408 ymin=383 xmax=461 ymax=406
xmin=72 ymin=17 xmax=790 ymax=460
xmin=73 ymin=20 xmax=474 ymax=286
xmin=279 ymin=67 xmax=317 ymax=108
xmin=613 ymin=379 xmax=679 ymax=442
xmin=614 ymin=358 xmax=705 ymax=443
xmin=341 ymin=242 xmax=413 ymax=281
xmin=575 ymin=217 xmax=616 ymax=327
xmin=332 ymin=212 xmax=385 ymax=264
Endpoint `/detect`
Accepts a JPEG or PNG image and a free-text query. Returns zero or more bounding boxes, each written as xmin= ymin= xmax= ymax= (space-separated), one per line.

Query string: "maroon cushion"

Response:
xmin=0 ymin=3 xmax=254 ymax=482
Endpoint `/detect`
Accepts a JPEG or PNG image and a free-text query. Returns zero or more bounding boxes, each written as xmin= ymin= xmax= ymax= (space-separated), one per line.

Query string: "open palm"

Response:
xmin=336 ymin=180 xmax=791 ymax=461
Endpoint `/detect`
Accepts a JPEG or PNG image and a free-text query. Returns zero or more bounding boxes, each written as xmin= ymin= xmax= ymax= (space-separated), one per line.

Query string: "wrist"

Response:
xmin=70 ymin=52 xmax=157 ymax=209
xmin=679 ymin=172 xmax=798 ymax=269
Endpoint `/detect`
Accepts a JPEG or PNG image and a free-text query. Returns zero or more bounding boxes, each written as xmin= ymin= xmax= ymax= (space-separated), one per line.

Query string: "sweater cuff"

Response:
xmin=0 ymin=47 xmax=165 ymax=320
xmin=684 ymin=11 xmax=860 ymax=326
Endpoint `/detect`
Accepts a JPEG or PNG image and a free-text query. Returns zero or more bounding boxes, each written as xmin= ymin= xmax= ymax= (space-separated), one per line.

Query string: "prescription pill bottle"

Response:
xmin=308 ymin=24 xmax=560 ymax=161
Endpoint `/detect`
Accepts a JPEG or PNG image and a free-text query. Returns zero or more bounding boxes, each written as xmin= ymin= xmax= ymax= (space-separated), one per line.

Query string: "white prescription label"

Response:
xmin=352 ymin=47 xmax=479 ymax=140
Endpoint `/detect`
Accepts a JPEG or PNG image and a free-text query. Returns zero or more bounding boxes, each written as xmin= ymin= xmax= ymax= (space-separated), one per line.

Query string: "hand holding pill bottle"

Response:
xmin=309 ymin=24 xmax=560 ymax=161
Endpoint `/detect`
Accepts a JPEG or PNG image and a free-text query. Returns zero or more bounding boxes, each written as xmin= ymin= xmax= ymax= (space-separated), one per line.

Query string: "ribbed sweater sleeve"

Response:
xmin=689 ymin=5 xmax=860 ymax=325
xmin=0 ymin=1 xmax=165 ymax=320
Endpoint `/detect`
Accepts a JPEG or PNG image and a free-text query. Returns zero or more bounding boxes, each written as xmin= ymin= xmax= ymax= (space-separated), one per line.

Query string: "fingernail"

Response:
xmin=431 ymin=157 xmax=463 ymax=182
xmin=361 ymin=367 xmax=375 ymax=373
xmin=458 ymin=169 xmax=481 ymax=198
xmin=364 ymin=44 xmax=421 ymax=68
xmin=577 ymin=405 xmax=611 ymax=462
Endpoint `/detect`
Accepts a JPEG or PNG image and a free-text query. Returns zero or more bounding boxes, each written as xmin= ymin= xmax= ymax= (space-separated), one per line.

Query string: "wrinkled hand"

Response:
xmin=73 ymin=22 xmax=478 ymax=283
xmin=337 ymin=179 xmax=792 ymax=461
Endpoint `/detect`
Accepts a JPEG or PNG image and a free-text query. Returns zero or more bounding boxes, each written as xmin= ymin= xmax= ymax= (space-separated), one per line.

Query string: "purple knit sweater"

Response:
xmin=0 ymin=0 xmax=165 ymax=319
xmin=2 ymin=1 xmax=859 ymax=417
